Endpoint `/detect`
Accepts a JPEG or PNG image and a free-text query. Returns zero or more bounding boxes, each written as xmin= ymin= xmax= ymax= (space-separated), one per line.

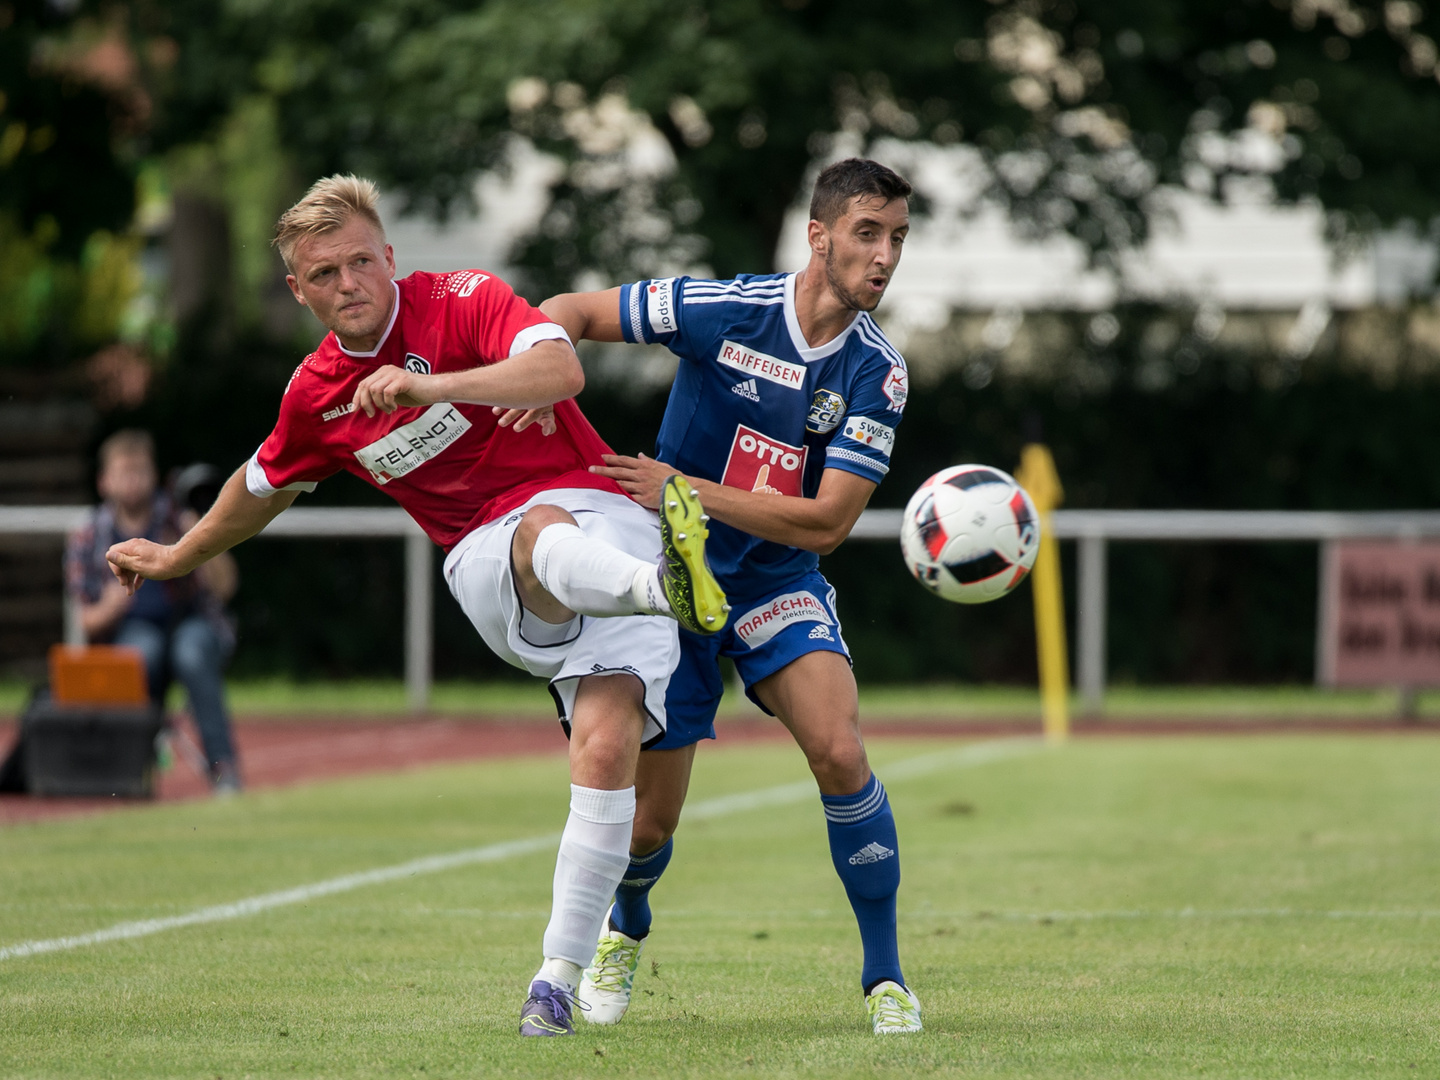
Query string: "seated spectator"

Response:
xmin=65 ymin=430 xmax=242 ymax=793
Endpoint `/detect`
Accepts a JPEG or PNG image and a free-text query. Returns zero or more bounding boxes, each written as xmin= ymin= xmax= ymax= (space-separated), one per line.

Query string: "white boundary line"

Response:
xmin=0 ymin=737 xmax=1042 ymax=963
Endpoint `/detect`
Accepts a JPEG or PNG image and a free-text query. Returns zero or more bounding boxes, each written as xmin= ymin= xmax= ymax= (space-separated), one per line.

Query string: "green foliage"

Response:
xmin=2 ymin=738 xmax=1438 ymax=1076
xmin=14 ymin=1 xmax=1440 ymax=359
xmin=139 ymin=0 xmax=1440 ymax=289
xmin=0 ymin=212 xmax=148 ymax=364
xmin=0 ymin=2 xmax=146 ymax=364
xmin=161 ymin=92 xmax=296 ymax=337
xmin=0 ymin=2 xmax=135 ymax=257
xmin=0 ymin=212 xmax=76 ymax=357
xmin=215 ymin=96 xmax=293 ymax=325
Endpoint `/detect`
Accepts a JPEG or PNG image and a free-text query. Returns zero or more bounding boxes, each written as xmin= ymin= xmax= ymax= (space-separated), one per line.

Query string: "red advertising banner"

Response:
xmin=1317 ymin=540 xmax=1440 ymax=687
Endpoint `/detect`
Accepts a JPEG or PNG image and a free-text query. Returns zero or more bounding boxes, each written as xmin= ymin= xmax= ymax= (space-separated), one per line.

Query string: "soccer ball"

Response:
xmin=899 ymin=465 xmax=1041 ymax=603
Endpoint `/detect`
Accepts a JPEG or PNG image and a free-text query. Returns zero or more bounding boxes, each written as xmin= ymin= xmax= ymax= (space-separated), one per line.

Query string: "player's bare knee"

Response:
xmin=512 ymin=505 xmax=582 ymax=621
xmin=570 ymin=729 xmax=638 ymax=790
xmin=581 ymin=740 xmax=631 ymax=781
xmin=513 ymin=504 xmax=578 ymax=567
xmin=807 ymin=736 xmax=870 ymax=792
xmin=633 ymin=787 xmax=683 ymax=849
xmin=630 ymin=812 xmax=675 ymax=856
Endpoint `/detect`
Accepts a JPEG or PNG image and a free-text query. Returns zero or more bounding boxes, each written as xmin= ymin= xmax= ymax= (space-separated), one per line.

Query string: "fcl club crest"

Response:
xmin=806 ymin=388 xmax=845 ymax=434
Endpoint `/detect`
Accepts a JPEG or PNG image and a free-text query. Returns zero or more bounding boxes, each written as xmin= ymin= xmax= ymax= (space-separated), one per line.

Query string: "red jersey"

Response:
xmin=246 ymin=270 xmax=622 ymax=551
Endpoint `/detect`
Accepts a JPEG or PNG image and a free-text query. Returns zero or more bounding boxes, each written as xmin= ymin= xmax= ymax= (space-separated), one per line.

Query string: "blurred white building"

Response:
xmin=390 ymin=141 xmax=1435 ymax=308
xmin=383 ymin=141 xmax=1439 ymax=379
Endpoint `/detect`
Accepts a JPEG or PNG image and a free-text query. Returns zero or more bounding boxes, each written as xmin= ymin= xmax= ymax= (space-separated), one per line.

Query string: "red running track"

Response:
xmin=0 ymin=716 xmax=791 ymax=825
xmin=1 ymin=713 xmax=1433 ymax=825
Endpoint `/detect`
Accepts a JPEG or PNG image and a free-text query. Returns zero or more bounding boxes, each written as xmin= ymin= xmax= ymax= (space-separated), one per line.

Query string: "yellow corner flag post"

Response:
xmin=1015 ymin=444 xmax=1069 ymax=743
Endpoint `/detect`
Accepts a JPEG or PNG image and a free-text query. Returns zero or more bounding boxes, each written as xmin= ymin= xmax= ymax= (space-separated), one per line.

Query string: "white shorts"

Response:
xmin=442 ymin=488 xmax=679 ymax=747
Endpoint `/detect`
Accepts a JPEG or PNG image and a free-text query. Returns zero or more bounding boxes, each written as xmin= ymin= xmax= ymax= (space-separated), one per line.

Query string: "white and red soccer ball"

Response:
xmin=899 ymin=465 xmax=1040 ymax=604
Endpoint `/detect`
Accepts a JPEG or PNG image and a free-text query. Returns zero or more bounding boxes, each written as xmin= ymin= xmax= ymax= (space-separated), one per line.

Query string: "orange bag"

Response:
xmin=48 ymin=645 xmax=149 ymax=706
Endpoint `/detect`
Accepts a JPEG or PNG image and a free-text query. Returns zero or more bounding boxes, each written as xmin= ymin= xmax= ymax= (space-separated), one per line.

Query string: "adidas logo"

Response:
xmin=730 ymin=378 xmax=760 ymax=402
xmin=848 ymin=842 xmax=895 ymax=866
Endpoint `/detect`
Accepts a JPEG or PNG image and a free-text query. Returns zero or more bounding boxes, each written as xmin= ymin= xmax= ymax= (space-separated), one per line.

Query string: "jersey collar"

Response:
xmin=783 ymin=272 xmax=860 ymax=362
xmin=336 ymin=280 xmax=401 ymax=359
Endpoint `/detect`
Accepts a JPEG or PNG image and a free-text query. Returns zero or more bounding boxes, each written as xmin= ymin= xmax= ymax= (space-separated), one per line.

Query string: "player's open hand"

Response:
xmin=106 ymin=538 xmax=182 ymax=594
xmin=353 ymin=365 xmax=437 ymax=417
xmin=589 ymin=453 xmax=677 ymax=509
xmin=492 ymin=404 xmax=557 ymax=436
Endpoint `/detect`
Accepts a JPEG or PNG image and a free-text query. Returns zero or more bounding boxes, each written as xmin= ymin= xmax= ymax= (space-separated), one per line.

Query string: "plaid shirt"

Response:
xmin=64 ymin=494 xmax=232 ymax=645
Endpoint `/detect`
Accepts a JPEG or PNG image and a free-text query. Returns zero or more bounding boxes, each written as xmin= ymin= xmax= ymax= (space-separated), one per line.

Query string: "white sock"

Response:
xmin=537 ymin=957 xmax=584 ymax=990
xmin=531 ymin=523 xmax=668 ymax=617
xmin=633 ymin=564 xmax=671 ymax=616
xmin=539 ymin=784 xmax=636 ymax=978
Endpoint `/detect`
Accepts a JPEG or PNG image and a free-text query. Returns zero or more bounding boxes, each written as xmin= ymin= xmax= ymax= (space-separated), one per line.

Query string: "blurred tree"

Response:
xmin=135 ymin=0 xmax=1440 ymax=295
xmin=10 ymin=0 xmax=1440 ymax=359
xmin=0 ymin=0 xmax=149 ymax=368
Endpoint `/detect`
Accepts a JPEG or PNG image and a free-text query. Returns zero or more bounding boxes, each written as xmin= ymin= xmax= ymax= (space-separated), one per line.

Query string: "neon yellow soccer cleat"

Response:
xmin=657 ymin=474 xmax=729 ymax=635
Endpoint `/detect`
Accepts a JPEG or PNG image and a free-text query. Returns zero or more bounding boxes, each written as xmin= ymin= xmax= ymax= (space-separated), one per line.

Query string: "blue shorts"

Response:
xmin=650 ymin=569 xmax=851 ymax=750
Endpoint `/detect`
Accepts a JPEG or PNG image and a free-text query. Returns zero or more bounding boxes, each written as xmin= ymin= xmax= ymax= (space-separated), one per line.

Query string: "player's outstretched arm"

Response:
xmin=592 ymin=454 xmax=876 ymax=555
xmin=539 ymin=288 xmax=625 ymax=345
xmin=106 ymin=466 xmax=299 ymax=594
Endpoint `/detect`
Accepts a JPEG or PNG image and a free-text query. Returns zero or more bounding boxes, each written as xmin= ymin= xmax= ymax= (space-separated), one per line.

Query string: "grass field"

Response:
xmin=3 ymin=734 xmax=1438 ymax=1077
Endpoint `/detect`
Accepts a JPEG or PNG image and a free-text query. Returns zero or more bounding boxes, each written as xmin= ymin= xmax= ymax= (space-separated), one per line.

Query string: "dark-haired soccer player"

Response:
xmin=106 ymin=174 xmax=728 ymax=1038
xmin=542 ymin=158 xmax=921 ymax=1033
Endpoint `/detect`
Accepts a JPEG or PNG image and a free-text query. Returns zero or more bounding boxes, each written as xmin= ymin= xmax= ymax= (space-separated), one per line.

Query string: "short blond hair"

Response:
xmin=272 ymin=174 xmax=385 ymax=272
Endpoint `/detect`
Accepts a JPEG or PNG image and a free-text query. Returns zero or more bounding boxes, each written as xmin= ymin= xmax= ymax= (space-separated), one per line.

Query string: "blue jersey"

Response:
xmin=619 ymin=272 xmax=908 ymax=588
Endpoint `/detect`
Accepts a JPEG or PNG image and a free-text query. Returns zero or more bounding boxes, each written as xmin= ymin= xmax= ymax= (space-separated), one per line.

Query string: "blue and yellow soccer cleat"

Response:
xmin=657 ymin=475 xmax=729 ymax=635
xmin=866 ymin=980 xmax=923 ymax=1034
xmin=518 ymin=980 xmax=578 ymax=1036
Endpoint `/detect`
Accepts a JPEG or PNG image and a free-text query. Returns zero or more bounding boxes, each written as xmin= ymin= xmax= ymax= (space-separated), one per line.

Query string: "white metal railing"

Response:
xmin=0 ymin=505 xmax=433 ymax=712
xmin=857 ymin=508 xmax=1440 ymax=709
xmin=5 ymin=505 xmax=1440 ymax=712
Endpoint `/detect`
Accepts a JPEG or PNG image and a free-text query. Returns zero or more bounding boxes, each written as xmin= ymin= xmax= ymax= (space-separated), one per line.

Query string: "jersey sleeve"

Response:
xmin=617 ymin=277 xmax=691 ymax=356
xmin=451 ymin=270 xmax=572 ymax=362
xmin=245 ymin=371 xmax=338 ymax=498
xmin=824 ymin=355 xmax=908 ymax=484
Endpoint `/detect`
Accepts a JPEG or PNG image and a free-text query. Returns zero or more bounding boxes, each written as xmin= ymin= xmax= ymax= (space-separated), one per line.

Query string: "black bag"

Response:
xmin=0 ymin=715 xmax=27 ymax=792
xmin=4 ymin=688 xmax=163 ymax=798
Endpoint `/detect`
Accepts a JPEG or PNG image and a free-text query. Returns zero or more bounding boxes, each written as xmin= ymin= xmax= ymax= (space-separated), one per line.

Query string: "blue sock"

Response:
xmin=822 ymin=774 xmax=904 ymax=993
xmin=610 ymin=838 xmax=673 ymax=940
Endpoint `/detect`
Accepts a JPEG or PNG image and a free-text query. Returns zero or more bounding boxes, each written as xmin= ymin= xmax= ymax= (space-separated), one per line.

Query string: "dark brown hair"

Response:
xmin=808 ymin=158 xmax=913 ymax=226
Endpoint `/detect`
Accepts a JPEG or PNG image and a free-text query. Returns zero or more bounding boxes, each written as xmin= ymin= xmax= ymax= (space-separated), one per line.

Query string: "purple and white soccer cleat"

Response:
xmin=518 ymin=980 xmax=578 ymax=1036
